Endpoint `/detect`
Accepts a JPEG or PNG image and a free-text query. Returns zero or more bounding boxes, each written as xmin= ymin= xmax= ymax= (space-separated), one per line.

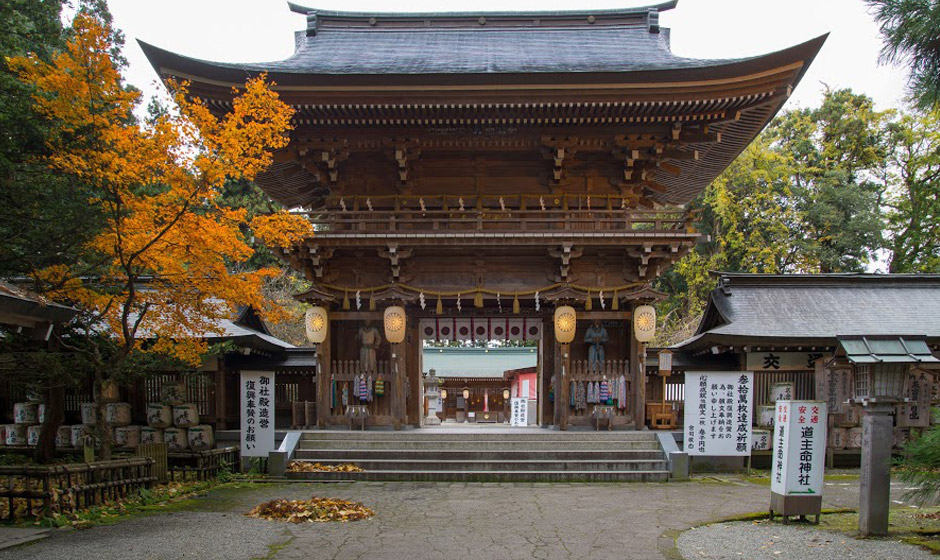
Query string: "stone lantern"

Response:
xmin=835 ymin=336 xmax=940 ymax=536
xmin=423 ymin=369 xmax=441 ymax=426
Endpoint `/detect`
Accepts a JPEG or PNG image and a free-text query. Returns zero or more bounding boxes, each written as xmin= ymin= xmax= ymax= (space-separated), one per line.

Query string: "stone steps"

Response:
xmin=287 ymin=430 xmax=671 ymax=482
xmin=294 ymin=449 xmax=664 ymax=461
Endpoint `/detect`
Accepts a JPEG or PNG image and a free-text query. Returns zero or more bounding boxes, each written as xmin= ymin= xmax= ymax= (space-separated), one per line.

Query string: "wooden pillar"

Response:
xmin=408 ymin=319 xmax=421 ymax=427
xmin=556 ymin=338 xmax=570 ymax=431
xmin=391 ymin=342 xmax=406 ymax=430
xmin=631 ymin=308 xmax=646 ymax=428
xmin=214 ymin=365 xmax=227 ymax=430
xmin=316 ymin=322 xmax=332 ymax=428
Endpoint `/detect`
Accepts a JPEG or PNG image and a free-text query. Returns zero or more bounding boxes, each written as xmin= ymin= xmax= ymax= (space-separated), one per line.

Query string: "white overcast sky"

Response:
xmin=105 ymin=0 xmax=911 ymax=112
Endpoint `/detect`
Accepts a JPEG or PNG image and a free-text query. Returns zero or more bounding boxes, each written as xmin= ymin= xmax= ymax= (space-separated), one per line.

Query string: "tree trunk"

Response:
xmin=94 ymin=373 xmax=113 ymax=460
xmin=33 ymin=386 xmax=65 ymax=464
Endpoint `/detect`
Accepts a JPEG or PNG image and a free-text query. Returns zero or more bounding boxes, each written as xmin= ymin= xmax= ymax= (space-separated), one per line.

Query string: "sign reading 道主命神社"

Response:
xmin=771 ymin=400 xmax=827 ymax=496
xmin=241 ymin=371 xmax=275 ymax=457
xmin=684 ymin=372 xmax=753 ymax=456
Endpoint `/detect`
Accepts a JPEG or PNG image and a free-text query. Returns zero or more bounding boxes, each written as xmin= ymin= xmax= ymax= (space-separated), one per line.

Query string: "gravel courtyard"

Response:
xmin=0 ymin=476 xmax=932 ymax=560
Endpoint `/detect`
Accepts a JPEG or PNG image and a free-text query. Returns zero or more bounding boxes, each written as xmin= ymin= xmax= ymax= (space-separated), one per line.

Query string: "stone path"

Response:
xmin=0 ymin=477 xmax=931 ymax=560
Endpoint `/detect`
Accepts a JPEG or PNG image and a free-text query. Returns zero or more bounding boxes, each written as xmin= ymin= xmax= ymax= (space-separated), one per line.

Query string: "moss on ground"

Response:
xmin=816 ymin=506 xmax=940 ymax=553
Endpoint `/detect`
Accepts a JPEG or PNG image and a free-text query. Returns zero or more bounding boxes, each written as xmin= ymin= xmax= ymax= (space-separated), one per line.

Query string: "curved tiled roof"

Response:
xmin=674 ymin=274 xmax=940 ymax=350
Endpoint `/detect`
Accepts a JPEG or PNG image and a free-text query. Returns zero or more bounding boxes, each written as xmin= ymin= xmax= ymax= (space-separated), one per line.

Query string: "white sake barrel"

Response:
xmin=770 ymin=382 xmax=794 ymax=403
xmin=188 ymin=425 xmax=214 ymax=451
xmin=894 ymin=427 xmax=909 ymax=449
xmin=13 ymin=402 xmax=38 ymax=425
xmin=114 ymin=425 xmax=141 ymax=448
xmin=146 ymin=403 xmax=173 ymax=428
xmin=71 ymin=424 xmax=89 ymax=448
xmin=752 ymin=429 xmax=771 ymax=451
xmin=55 ymin=426 xmax=73 ymax=448
xmin=173 ymin=404 xmax=199 ymax=428
xmin=757 ymin=405 xmax=776 ymax=428
xmin=140 ymin=427 xmax=164 ymax=444
xmin=6 ymin=425 xmax=27 ymax=446
xmin=105 ymin=402 xmax=132 ymax=426
xmin=164 ymin=427 xmax=188 ymax=451
xmin=846 ymin=427 xmax=863 ymax=449
xmin=828 ymin=427 xmax=847 ymax=449
xmin=27 ymin=425 xmax=42 ymax=446
xmin=160 ymin=382 xmax=187 ymax=405
xmin=81 ymin=402 xmax=97 ymax=426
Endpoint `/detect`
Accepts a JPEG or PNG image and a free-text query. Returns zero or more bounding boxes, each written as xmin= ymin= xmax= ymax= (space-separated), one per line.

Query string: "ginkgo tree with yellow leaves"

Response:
xmin=8 ymin=10 xmax=312 ymax=458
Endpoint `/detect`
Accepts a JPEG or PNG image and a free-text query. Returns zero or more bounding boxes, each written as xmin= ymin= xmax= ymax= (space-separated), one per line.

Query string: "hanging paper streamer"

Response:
xmin=366 ymin=198 xmax=373 ymax=211
xmin=535 ymin=291 xmax=540 ymax=312
xmin=497 ymin=293 xmax=502 ymax=313
xmin=499 ymin=197 xmax=506 ymax=211
xmin=456 ymin=294 xmax=462 ymax=312
xmin=339 ymin=198 xmax=347 ymax=211
xmin=355 ymin=290 xmax=362 ymax=310
xmin=419 ymin=197 xmax=426 ymax=212
xmin=599 ymin=291 xmax=605 ymax=310
xmin=419 ymin=292 xmax=426 ymax=310
xmin=459 ymin=197 xmax=465 ymax=211
xmin=539 ymin=197 xmax=546 ymax=211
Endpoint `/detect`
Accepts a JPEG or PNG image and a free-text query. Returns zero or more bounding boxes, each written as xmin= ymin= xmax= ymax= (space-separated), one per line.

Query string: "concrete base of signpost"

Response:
xmin=769 ymin=492 xmax=822 ymax=524
xmin=859 ymin=407 xmax=893 ymax=537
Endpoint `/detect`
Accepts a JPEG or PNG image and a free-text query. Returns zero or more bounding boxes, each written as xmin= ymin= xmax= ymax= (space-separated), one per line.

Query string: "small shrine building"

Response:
xmin=142 ymin=2 xmax=825 ymax=430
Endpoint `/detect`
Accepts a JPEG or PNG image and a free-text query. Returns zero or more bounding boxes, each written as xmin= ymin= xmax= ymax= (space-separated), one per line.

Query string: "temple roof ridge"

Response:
xmin=286 ymin=1 xmax=679 ymax=21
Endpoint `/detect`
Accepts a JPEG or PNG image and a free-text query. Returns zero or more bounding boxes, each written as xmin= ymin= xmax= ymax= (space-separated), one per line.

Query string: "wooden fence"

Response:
xmin=0 ymin=457 xmax=156 ymax=520
xmin=168 ymin=446 xmax=238 ymax=482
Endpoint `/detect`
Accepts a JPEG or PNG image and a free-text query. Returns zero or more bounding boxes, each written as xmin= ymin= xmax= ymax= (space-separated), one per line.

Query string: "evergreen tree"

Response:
xmin=867 ymin=0 xmax=940 ymax=109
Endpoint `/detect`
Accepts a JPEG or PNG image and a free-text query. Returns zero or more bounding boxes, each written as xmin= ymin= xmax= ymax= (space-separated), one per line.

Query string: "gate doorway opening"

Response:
xmin=420 ymin=319 xmax=541 ymax=426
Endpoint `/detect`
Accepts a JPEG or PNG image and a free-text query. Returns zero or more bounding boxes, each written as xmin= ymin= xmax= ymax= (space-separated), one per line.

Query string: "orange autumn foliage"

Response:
xmin=8 ymin=13 xmax=312 ymax=365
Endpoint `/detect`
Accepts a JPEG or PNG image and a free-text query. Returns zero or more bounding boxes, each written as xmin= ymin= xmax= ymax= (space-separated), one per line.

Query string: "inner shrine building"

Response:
xmin=142 ymin=2 xmax=824 ymax=430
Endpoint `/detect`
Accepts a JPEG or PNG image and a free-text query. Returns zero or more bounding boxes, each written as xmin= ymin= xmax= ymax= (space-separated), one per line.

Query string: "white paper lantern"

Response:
xmin=384 ymin=306 xmax=406 ymax=344
xmin=305 ymin=306 xmax=329 ymax=344
xmin=634 ymin=305 xmax=656 ymax=342
xmin=553 ymin=306 xmax=577 ymax=344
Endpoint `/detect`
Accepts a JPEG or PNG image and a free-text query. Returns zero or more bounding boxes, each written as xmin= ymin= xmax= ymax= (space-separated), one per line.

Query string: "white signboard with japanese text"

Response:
xmin=510 ymin=398 xmax=528 ymax=427
xmin=684 ymin=372 xmax=754 ymax=456
xmin=747 ymin=352 xmax=826 ymax=372
xmin=240 ymin=371 xmax=275 ymax=457
xmin=771 ymin=400 xmax=827 ymax=496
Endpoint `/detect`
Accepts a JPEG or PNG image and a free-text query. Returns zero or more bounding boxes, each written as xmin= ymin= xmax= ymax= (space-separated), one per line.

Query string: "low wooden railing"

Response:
xmin=307 ymin=207 xmax=692 ymax=235
xmin=0 ymin=457 xmax=156 ymax=520
xmin=168 ymin=446 xmax=238 ymax=482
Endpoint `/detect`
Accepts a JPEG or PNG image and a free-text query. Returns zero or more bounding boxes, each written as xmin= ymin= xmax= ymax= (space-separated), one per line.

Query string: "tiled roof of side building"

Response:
xmin=673 ymin=273 xmax=940 ymax=350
